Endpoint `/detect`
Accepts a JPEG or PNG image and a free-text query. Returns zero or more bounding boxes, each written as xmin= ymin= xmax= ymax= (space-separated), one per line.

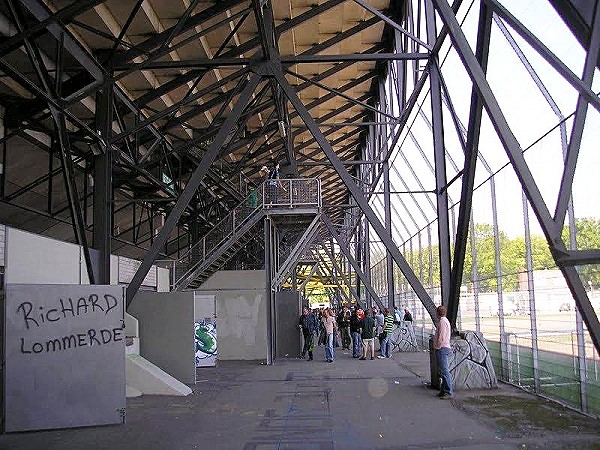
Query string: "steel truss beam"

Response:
xmin=7 ymin=0 xmax=96 ymax=283
xmin=425 ymin=0 xmax=452 ymax=311
xmin=432 ymin=0 xmax=600 ymax=352
xmin=322 ymin=216 xmax=384 ymax=311
xmin=485 ymin=0 xmax=600 ymax=114
xmin=271 ymin=214 xmax=321 ymax=287
xmin=51 ymin=107 xmax=95 ymax=284
xmin=111 ymin=0 xmax=246 ymax=66
xmin=448 ymin=1 xmax=493 ymax=327
xmin=351 ymin=0 xmax=431 ymax=50
xmin=126 ymin=74 xmax=262 ymax=306
xmin=553 ymin=2 xmax=600 ymax=228
xmin=317 ymin=236 xmax=361 ymax=304
xmin=273 ymin=68 xmax=438 ymax=322
xmin=312 ymin=247 xmax=353 ymax=305
xmin=299 ymin=262 xmax=319 ymax=292
xmin=0 ymin=0 xmax=105 ymax=57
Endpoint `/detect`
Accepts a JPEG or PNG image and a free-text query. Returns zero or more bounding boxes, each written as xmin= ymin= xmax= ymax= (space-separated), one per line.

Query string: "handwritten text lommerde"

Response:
xmin=16 ymin=293 xmax=123 ymax=355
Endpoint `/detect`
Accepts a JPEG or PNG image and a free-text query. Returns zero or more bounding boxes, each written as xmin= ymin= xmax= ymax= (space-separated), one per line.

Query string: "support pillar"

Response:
xmin=265 ymin=217 xmax=275 ymax=365
xmin=93 ymin=86 xmax=113 ymax=284
xmin=425 ymin=0 xmax=451 ymax=309
xmin=383 ymin=159 xmax=395 ymax=309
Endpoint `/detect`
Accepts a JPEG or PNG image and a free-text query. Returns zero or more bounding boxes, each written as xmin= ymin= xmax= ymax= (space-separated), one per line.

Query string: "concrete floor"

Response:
xmin=1 ymin=347 xmax=599 ymax=449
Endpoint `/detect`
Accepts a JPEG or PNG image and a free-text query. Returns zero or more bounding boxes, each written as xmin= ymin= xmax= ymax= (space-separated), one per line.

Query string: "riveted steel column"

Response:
xmin=433 ymin=0 xmax=600 ymax=353
xmin=364 ymin=217 xmax=371 ymax=308
xmin=425 ymin=0 xmax=451 ymax=312
xmin=93 ymin=86 xmax=113 ymax=284
xmin=265 ymin=216 xmax=275 ymax=365
xmin=383 ymin=159 xmax=395 ymax=309
xmin=448 ymin=1 xmax=493 ymax=326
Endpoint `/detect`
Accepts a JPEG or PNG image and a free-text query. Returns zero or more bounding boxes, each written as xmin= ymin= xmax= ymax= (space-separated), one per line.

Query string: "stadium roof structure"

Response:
xmin=0 ymin=0 xmax=599 ymax=354
xmin=0 ymin=0 xmax=399 ymax=258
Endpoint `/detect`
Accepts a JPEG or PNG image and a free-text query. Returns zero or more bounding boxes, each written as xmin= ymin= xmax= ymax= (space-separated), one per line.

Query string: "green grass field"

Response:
xmin=413 ymin=312 xmax=600 ymax=416
xmin=486 ymin=340 xmax=600 ymax=416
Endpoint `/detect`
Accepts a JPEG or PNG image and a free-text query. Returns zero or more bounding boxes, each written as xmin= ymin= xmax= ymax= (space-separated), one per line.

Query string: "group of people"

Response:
xmin=298 ymin=303 xmax=454 ymax=399
xmin=298 ymin=304 xmax=412 ymax=363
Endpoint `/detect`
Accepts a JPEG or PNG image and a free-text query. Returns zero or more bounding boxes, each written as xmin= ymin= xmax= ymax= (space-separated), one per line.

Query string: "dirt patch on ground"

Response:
xmin=455 ymin=388 xmax=600 ymax=449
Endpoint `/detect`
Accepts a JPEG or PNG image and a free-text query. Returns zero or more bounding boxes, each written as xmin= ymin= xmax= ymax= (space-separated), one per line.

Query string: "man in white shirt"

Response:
xmin=433 ymin=305 xmax=453 ymax=399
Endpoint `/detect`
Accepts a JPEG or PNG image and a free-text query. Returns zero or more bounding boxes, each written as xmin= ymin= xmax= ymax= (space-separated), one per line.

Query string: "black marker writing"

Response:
xmin=16 ymin=293 xmax=122 ymax=330
xmin=20 ymin=327 xmax=124 ymax=354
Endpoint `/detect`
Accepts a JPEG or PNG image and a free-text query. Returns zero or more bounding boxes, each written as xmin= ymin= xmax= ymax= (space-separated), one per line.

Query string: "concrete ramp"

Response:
xmin=126 ymin=354 xmax=192 ymax=397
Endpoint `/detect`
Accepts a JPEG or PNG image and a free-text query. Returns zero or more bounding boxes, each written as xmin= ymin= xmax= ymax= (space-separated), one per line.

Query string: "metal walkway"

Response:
xmin=174 ymin=178 xmax=321 ymax=290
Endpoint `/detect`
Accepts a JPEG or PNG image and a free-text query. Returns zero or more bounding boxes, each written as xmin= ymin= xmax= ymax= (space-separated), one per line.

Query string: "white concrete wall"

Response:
xmin=129 ymin=291 xmax=196 ymax=384
xmin=157 ymin=265 xmax=170 ymax=292
xmin=6 ymin=227 xmax=82 ymax=284
xmin=196 ymin=270 xmax=267 ymax=361
xmin=2 ymin=225 xmax=168 ymax=286
xmin=200 ymin=270 xmax=265 ymax=290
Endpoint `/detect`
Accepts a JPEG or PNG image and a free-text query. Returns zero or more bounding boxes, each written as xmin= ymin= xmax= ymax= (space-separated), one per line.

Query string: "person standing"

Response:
xmin=359 ymin=308 xmax=376 ymax=360
xmin=433 ymin=305 xmax=454 ymax=399
xmin=375 ymin=307 xmax=385 ymax=355
xmin=350 ymin=307 xmax=362 ymax=358
xmin=337 ymin=305 xmax=351 ymax=349
xmin=318 ymin=308 xmax=327 ymax=346
xmin=323 ymin=308 xmax=338 ymax=363
xmin=394 ymin=306 xmax=403 ymax=323
xmin=403 ymin=308 xmax=413 ymax=322
xmin=378 ymin=308 xmax=395 ymax=359
xmin=267 ymin=160 xmax=283 ymax=205
xmin=298 ymin=307 xmax=317 ymax=361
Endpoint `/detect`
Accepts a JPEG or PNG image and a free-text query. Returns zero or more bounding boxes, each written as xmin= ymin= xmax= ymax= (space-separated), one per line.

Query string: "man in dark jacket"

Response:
xmin=349 ymin=307 xmax=363 ymax=358
xmin=337 ymin=305 xmax=351 ymax=349
xmin=359 ymin=309 xmax=376 ymax=360
xmin=298 ymin=307 xmax=317 ymax=360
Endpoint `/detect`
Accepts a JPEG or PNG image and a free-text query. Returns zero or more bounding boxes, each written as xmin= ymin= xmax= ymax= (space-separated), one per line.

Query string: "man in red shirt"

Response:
xmin=433 ymin=305 xmax=454 ymax=399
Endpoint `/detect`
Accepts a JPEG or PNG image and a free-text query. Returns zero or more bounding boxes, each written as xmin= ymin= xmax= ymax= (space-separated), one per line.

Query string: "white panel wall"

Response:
xmin=196 ymin=270 xmax=267 ymax=360
xmin=4 ymin=284 xmax=125 ymax=431
xmin=157 ymin=266 xmax=170 ymax=292
xmin=111 ymin=255 xmax=119 ymax=285
xmin=6 ymin=228 xmax=81 ymax=284
xmin=2 ymin=225 xmax=169 ymax=287
xmin=129 ymin=291 xmax=196 ymax=383
xmin=118 ymin=256 xmax=157 ymax=287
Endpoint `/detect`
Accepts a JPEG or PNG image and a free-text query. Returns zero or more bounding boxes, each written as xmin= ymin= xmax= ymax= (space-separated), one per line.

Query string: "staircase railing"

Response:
xmin=174 ymin=178 xmax=321 ymax=286
xmin=262 ymin=177 xmax=322 ymax=208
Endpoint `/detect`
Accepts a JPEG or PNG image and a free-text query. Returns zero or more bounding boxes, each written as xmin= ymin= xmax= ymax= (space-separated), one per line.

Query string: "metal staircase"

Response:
xmin=173 ymin=178 xmax=321 ymax=290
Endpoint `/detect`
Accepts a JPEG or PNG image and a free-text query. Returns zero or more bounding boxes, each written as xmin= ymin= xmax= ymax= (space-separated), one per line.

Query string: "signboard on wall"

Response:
xmin=3 ymin=284 xmax=126 ymax=432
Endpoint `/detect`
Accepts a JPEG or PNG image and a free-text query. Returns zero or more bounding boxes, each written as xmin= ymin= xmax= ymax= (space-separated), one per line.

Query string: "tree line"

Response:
xmin=392 ymin=218 xmax=600 ymax=293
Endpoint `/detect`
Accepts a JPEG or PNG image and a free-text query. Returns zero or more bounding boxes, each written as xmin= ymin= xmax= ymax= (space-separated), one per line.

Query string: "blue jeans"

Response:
xmin=326 ymin=333 xmax=334 ymax=361
xmin=351 ymin=331 xmax=362 ymax=357
xmin=381 ymin=335 xmax=391 ymax=358
xmin=436 ymin=347 xmax=453 ymax=395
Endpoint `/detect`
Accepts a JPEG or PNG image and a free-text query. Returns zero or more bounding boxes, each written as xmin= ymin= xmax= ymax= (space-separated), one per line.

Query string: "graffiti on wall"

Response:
xmin=195 ymin=319 xmax=217 ymax=367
